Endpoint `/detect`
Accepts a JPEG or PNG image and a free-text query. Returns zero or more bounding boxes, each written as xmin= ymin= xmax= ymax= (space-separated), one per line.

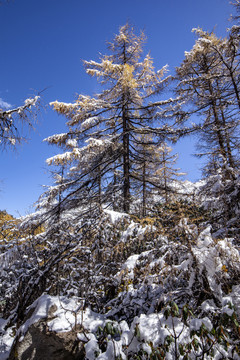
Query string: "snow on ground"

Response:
xmin=1 ymin=206 xmax=240 ymax=359
xmin=104 ymin=209 xmax=129 ymax=224
xmin=0 ymin=295 xmax=201 ymax=360
xmin=0 ymin=318 xmax=14 ymax=360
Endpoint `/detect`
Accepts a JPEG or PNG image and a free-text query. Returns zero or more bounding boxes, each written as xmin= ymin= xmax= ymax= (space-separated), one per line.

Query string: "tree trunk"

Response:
xmin=123 ymin=106 xmax=130 ymax=213
xmin=207 ymin=78 xmax=227 ymax=161
xmin=97 ymin=166 xmax=102 ymax=210
xmin=122 ymin=41 xmax=130 ymax=213
xmin=142 ymin=161 xmax=146 ymax=217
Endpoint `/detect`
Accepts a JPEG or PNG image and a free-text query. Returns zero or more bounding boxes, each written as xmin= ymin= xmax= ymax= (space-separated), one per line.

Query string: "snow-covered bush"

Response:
xmin=3 ymin=289 xmax=240 ymax=360
xmin=1 ymin=204 xmax=240 ymax=359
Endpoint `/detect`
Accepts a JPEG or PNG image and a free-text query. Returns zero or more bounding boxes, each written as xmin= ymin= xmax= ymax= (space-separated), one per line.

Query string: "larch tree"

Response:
xmin=174 ymin=27 xmax=240 ymax=232
xmin=45 ymin=24 xmax=171 ymax=217
xmin=131 ymin=137 xmax=183 ymax=216
xmin=0 ymin=95 xmax=40 ymax=190
xmin=0 ymin=96 xmax=40 ymax=150
xmin=153 ymin=143 xmax=184 ymax=203
xmin=175 ymin=28 xmax=240 ymax=176
xmin=13 ymin=25 xmax=173 ymax=316
xmin=131 ymin=135 xmax=163 ymax=217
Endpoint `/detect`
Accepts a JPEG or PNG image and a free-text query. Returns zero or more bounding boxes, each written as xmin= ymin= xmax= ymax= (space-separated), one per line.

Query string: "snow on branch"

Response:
xmin=0 ymin=95 xmax=40 ymax=149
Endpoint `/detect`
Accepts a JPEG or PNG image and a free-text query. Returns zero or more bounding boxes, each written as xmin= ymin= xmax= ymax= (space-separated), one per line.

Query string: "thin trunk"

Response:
xmin=97 ymin=166 xmax=102 ymax=210
xmin=56 ymin=166 xmax=64 ymax=223
xmin=162 ymin=150 xmax=168 ymax=203
xmin=220 ymin=104 xmax=235 ymax=168
xmin=207 ymin=78 xmax=227 ymax=161
xmin=230 ymin=70 xmax=240 ymax=110
xmin=123 ymin=106 xmax=130 ymax=213
xmin=142 ymin=161 xmax=146 ymax=217
xmin=113 ymin=168 xmax=117 ymax=211
xmin=216 ymin=78 xmax=235 ymax=169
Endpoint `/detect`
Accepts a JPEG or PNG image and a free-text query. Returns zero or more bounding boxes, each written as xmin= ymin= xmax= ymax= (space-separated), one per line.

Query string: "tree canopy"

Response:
xmin=45 ymin=24 xmax=172 ymax=218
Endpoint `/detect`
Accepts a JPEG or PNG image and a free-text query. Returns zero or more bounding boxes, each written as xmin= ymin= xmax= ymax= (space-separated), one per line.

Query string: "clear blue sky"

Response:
xmin=0 ymin=0 xmax=233 ymax=216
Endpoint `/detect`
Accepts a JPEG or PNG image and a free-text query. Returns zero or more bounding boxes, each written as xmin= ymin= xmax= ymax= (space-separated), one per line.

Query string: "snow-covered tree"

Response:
xmin=46 ymin=24 xmax=171 ymax=216
xmin=131 ymin=135 xmax=162 ymax=217
xmin=175 ymin=29 xmax=240 ymax=175
xmin=131 ymin=138 xmax=183 ymax=216
xmin=0 ymin=96 xmax=39 ymax=150
xmin=173 ymin=28 xmax=240 ymax=234
xmin=153 ymin=142 xmax=184 ymax=202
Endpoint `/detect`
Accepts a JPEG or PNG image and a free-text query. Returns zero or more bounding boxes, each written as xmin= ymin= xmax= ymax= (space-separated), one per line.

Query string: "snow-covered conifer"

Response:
xmin=46 ymin=24 xmax=171 ymax=216
xmin=175 ymin=29 xmax=240 ymax=174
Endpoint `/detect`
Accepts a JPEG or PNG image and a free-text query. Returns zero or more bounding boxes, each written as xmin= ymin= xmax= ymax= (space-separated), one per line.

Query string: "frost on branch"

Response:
xmin=45 ymin=23 xmax=174 ymax=218
xmin=0 ymin=95 xmax=40 ymax=149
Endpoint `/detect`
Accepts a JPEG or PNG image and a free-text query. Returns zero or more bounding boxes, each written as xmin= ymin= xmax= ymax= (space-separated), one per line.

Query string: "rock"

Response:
xmin=8 ymin=301 xmax=85 ymax=360
xmin=9 ymin=320 xmax=85 ymax=360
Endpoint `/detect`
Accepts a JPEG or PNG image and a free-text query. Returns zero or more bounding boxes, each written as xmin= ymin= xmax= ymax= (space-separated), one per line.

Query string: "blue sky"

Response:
xmin=0 ymin=0 xmax=233 ymax=216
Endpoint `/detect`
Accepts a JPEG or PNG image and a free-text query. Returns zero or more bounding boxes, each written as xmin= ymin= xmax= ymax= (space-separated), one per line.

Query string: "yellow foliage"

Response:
xmin=140 ymin=217 xmax=156 ymax=226
xmin=0 ymin=210 xmax=44 ymax=244
xmin=222 ymin=265 xmax=228 ymax=273
xmin=0 ymin=210 xmax=17 ymax=241
xmin=121 ymin=64 xmax=137 ymax=89
xmin=130 ymin=214 xmax=156 ymax=227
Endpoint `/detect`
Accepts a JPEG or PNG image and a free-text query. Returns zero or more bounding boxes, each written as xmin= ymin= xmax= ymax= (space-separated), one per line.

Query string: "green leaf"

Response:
xmin=171 ymin=302 xmax=179 ymax=316
xmin=211 ymin=327 xmax=216 ymax=336
xmin=97 ymin=326 xmax=103 ymax=336
xmin=182 ymin=305 xmax=189 ymax=322
xmin=105 ymin=322 xmax=113 ymax=335
xmin=234 ymin=318 xmax=239 ymax=328
xmin=165 ymin=335 xmax=174 ymax=345
xmin=164 ymin=308 xmax=170 ymax=319
xmin=178 ymin=343 xmax=184 ymax=355
xmin=192 ymin=338 xmax=200 ymax=351
xmin=134 ymin=324 xmax=141 ymax=339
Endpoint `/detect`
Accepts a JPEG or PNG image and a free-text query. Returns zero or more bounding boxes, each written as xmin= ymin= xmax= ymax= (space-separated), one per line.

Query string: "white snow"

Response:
xmin=190 ymin=317 xmax=213 ymax=332
xmin=0 ymin=319 xmax=14 ymax=360
xmin=66 ymin=139 xmax=78 ymax=147
xmin=104 ymin=209 xmax=129 ymax=224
